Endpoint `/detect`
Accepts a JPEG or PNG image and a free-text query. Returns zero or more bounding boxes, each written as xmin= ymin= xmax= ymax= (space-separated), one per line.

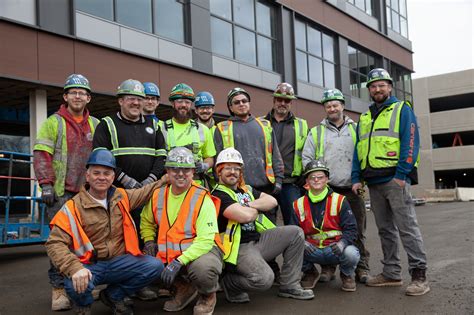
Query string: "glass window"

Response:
xmin=295 ymin=18 xmax=336 ymax=88
xmin=211 ymin=17 xmax=233 ymax=58
xmin=210 ymin=0 xmax=231 ymax=19
xmin=347 ymin=0 xmax=372 ymax=15
xmin=257 ymin=35 xmax=275 ymax=71
xmin=116 ymin=0 xmax=152 ymax=32
xmin=348 ymin=46 xmax=357 ymax=70
xmin=322 ymin=34 xmax=334 ymax=62
xmin=210 ymin=0 xmax=277 ymax=71
xmin=347 ymin=44 xmax=376 ymax=102
xmin=400 ymin=17 xmax=408 ymax=38
xmin=296 ymin=51 xmax=308 ymax=81
xmin=350 ymin=71 xmax=358 ymax=97
xmin=389 ymin=63 xmax=412 ymax=101
xmin=154 ymin=0 xmax=184 ymax=42
xmin=256 ymin=2 xmax=272 ymax=36
xmin=235 ymin=26 xmax=256 ymax=65
xmin=233 ymin=0 xmax=254 ymax=29
xmin=308 ymin=56 xmax=323 ymax=86
xmin=307 ymin=27 xmax=322 ymax=57
xmin=387 ymin=0 xmax=408 ymax=38
xmin=365 ymin=0 xmax=372 ymax=15
xmin=391 ymin=11 xmax=400 ymax=33
xmin=76 ymin=0 xmax=113 ymax=20
xmin=295 ymin=20 xmax=306 ymax=50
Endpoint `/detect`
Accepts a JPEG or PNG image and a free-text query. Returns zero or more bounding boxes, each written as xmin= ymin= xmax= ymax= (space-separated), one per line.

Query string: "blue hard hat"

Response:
xmin=143 ymin=82 xmax=160 ymax=97
xmin=87 ymin=148 xmax=116 ymax=169
xmin=195 ymin=91 xmax=215 ymax=107
xmin=64 ymin=74 xmax=91 ymax=92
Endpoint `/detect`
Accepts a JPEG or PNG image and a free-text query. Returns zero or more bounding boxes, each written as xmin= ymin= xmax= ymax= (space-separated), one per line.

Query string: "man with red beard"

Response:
xmin=352 ymin=68 xmax=429 ymax=296
xmin=160 ymin=83 xmax=216 ymax=188
xmin=34 ymin=74 xmax=99 ymax=311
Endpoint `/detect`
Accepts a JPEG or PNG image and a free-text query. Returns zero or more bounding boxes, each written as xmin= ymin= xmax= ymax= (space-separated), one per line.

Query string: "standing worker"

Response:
xmin=161 ymin=84 xmax=216 ymax=187
xmin=34 ymin=73 xmax=99 ymax=311
xmin=352 ymin=68 xmax=429 ymax=296
xmin=302 ymin=88 xmax=370 ymax=284
xmin=142 ymin=82 xmax=164 ymax=128
xmin=92 ymin=78 xmax=167 ymax=301
xmin=212 ymin=148 xmax=314 ymax=303
xmin=194 ymin=91 xmax=217 ymax=131
xmin=140 ymin=147 xmax=223 ymax=315
xmin=214 ymin=87 xmax=284 ymax=223
xmin=262 ymin=83 xmax=308 ymax=225
xmin=291 ymin=160 xmax=360 ymax=292
xmin=45 ymin=149 xmax=164 ymax=315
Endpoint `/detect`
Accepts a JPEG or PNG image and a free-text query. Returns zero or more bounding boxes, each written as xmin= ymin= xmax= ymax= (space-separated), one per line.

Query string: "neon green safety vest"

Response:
xmin=34 ymin=114 xmax=99 ymax=196
xmin=160 ymin=119 xmax=206 ymax=162
xmin=101 ymin=116 xmax=166 ymax=158
xmin=310 ymin=122 xmax=357 ymax=160
xmin=356 ymin=101 xmax=419 ymax=171
xmin=217 ymin=118 xmax=275 ymax=183
xmin=214 ymin=184 xmax=275 ymax=264
xmin=291 ymin=118 xmax=308 ymax=176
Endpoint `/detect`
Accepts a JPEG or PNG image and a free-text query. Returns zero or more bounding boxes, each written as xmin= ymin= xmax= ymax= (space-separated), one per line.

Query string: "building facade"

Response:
xmin=412 ymin=69 xmax=474 ymax=193
xmin=0 ymin=0 xmax=414 ymax=214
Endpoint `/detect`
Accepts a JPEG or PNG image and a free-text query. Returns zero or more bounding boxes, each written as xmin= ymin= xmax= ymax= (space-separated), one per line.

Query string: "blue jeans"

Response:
xmin=64 ymin=254 xmax=164 ymax=307
xmin=276 ymin=183 xmax=304 ymax=225
xmin=303 ymin=245 xmax=360 ymax=277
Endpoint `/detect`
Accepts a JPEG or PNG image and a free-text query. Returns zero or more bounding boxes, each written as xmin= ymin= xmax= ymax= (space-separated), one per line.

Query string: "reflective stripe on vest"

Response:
xmin=311 ymin=122 xmax=356 ymax=160
xmin=217 ymin=119 xmax=275 ymax=183
xmin=293 ymin=192 xmax=345 ymax=248
xmin=102 ymin=116 xmax=165 ymax=157
xmin=161 ymin=119 xmax=205 ymax=160
xmin=214 ymin=184 xmax=275 ymax=264
xmin=49 ymin=189 xmax=140 ymax=264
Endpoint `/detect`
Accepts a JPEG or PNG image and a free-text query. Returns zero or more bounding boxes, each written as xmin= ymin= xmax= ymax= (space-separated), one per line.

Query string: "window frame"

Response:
xmin=386 ymin=0 xmax=409 ymax=38
xmin=348 ymin=44 xmax=376 ymax=102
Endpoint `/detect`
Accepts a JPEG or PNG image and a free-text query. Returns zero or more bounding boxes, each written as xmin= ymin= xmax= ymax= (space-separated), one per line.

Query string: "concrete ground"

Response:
xmin=0 ymin=202 xmax=472 ymax=315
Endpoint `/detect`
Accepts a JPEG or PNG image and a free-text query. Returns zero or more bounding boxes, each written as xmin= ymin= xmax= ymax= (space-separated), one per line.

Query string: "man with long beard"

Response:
xmin=160 ymin=83 xmax=216 ymax=187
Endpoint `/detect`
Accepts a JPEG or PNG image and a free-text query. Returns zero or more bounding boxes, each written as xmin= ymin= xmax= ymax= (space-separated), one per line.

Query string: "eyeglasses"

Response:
xmin=168 ymin=167 xmax=193 ymax=174
xmin=223 ymin=166 xmax=242 ymax=172
xmin=67 ymin=91 xmax=89 ymax=97
xmin=308 ymin=175 xmax=326 ymax=181
xmin=123 ymin=96 xmax=143 ymax=102
xmin=232 ymin=99 xmax=249 ymax=105
xmin=368 ymin=83 xmax=390 ymax=90
xmin=275 ymin=97 xmax=292 ymax=104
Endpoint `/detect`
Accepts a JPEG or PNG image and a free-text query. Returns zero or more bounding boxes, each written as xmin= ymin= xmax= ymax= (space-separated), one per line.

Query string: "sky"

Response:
xmin=407 ymin=0 xmax=473 ymax=78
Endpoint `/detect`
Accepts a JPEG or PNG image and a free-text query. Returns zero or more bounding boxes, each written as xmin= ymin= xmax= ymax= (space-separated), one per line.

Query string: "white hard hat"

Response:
xmin=216 ymin=148 xmax=244 ymax=167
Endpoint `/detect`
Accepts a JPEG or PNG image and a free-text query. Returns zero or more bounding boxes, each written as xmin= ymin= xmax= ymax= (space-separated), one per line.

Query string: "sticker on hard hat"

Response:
xmin=134 ymin=84 xmax=143 ymax=92
xmin=145 ymin=127 xmax=154 ymax=134
xmin=174 ymin=155 xmax=194 ymax=164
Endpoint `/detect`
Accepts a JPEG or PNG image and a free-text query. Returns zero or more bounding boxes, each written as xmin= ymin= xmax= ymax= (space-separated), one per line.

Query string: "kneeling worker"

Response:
xmin=45 ymin=149 xmax=165 ymax=315
xmin=212 ymin=148 xmax=314 ymax=303
xmin=141 ymin=147 xmax=223 ymax=315
xmin=291 ymin=160 xmax=360 ymax=292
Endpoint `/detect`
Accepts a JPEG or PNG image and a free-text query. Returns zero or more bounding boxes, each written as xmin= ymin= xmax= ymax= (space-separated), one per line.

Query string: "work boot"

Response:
xmin=366 ymin=273 xmax=403 ymax=287
xmin=355 ymin=269 xmax=370 ymax=284
xmin=99 ymin=290 xmax=133 ymax=315
xmin=278 ymin=285 xmax=314 ymax=300
xmin=73 ymin=304 xmax=91 ymax=315
xmin=301 ymin=265 xmax=320 ymax=289
xmin=193 ymin=292 xmax=217 ymax=315
xmin=319 ymin=265 xmax=336 ymax=283
xmin=340 ymin=272 xmax=356 ymax=292
xmin=158 ymin=288 xmax=173 ymax=298
xmin=51 ymin=287 xmax=72 ymax=311
xmin=405 ymin=269 xmax=430 ymax=296
xmin=163 ymin=279 xmax=198 ymax=312
xmin=221 ymin=280 xmax=250 ymax=303
xmin=135 ymin=286 xmax=158 ymax=300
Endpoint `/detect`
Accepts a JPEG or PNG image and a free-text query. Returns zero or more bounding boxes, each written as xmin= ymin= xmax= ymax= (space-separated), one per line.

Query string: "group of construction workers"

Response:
xmin=35 ymin=67 xmax=430 ymax=315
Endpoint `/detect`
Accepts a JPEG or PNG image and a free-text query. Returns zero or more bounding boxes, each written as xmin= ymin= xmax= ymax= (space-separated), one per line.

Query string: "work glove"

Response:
xmin=271 ymin=181 xmax=282 ymax=196
xmin=118 ymin=173 xmax=142 ymax=189
xmin=195 ymin=161 xmax=210 ymax=174
xmin=41 ymin=184 xmax=56 ymax=207
xmin=330 ymin=240 xmax=347 ymax=257
xmin=161 ymin=259 xmax=183 ymax=287
xmin=304 ymin=241 xmax=318 ymax=256
xmin=141 ymin=174 xmax=157 ymax=186
xmin=143 ymin=240 xmax=158 ymax=257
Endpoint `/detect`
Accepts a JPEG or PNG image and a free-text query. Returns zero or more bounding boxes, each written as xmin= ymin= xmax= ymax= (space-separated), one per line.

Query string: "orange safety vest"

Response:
xmin=293 ymin=192 xmax=345 ymax=248
xmin=150 ymin=182 xmax=224 ymax=264
xmin=49 ymin=188 xmax=141 ymax=264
